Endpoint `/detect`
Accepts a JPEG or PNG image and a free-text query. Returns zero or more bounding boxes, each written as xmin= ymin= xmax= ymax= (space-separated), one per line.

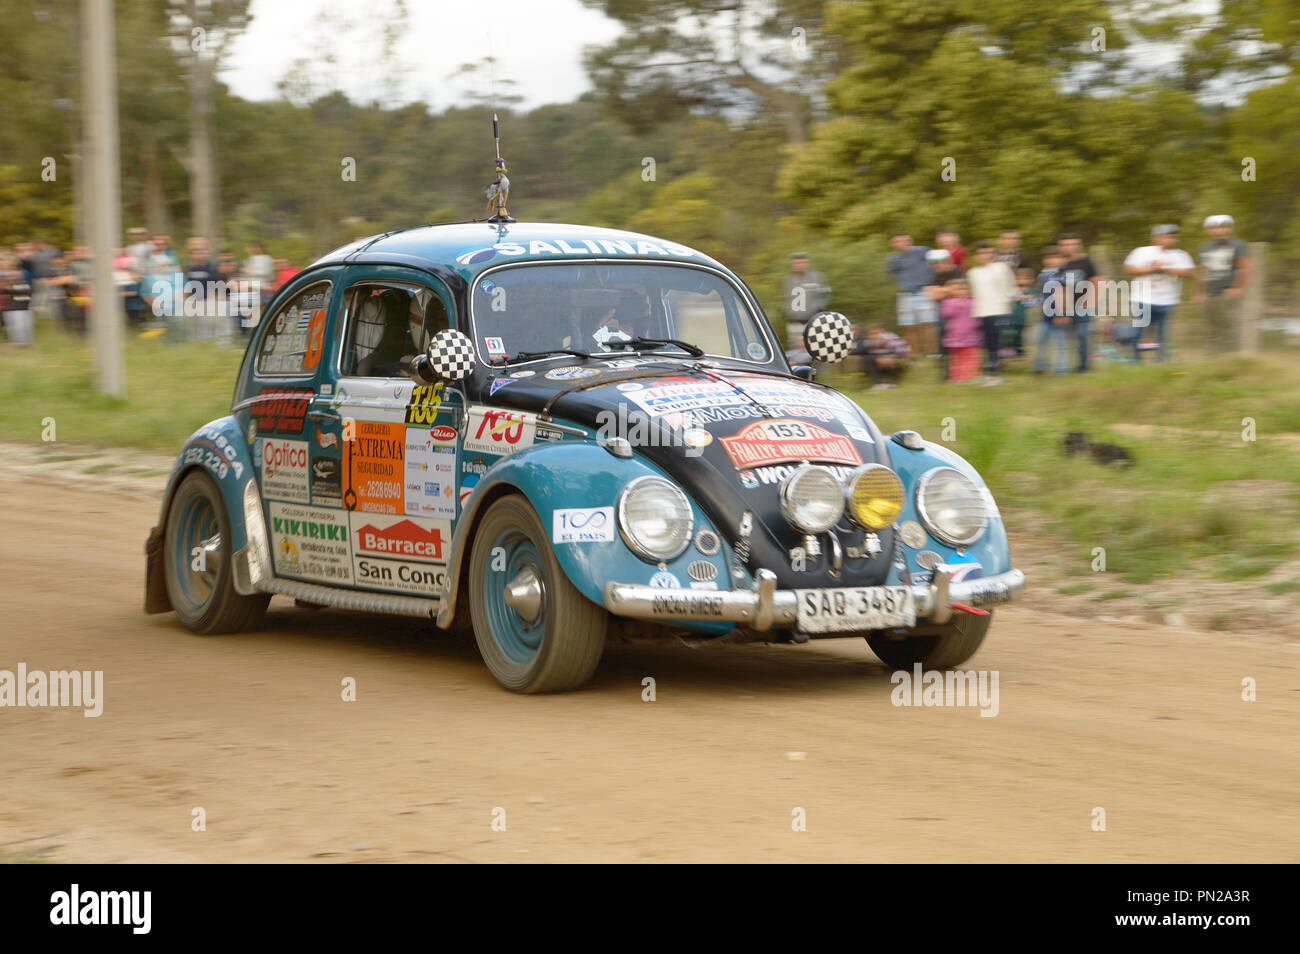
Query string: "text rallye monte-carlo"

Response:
xmin=144 ymin=221 xmax=1024 ymax=692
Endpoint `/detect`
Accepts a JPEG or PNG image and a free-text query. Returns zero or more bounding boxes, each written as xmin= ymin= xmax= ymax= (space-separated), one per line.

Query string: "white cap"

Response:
xmin=1203 ymin=214 xmax=1234 ymax=228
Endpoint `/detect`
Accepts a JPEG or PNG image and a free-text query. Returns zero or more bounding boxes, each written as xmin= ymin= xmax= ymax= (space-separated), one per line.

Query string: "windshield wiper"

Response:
xmin=618 ymin=336 xmax=705 ymax=357
xmin=497 ymin=348 xmax=592 ymax=365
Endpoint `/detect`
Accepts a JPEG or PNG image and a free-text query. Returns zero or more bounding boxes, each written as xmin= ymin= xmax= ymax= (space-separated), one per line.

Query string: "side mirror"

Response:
xmin=802 ymin=311 xmax=853 ymax=364
xmin=411 ymin=328 xmax=476 ymax=384
xmin=791 ymin=365 xmax=815 ymax=381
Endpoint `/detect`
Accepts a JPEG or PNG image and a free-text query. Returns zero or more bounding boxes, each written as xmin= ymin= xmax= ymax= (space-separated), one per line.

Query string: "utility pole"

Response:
xmin=82 ymin=0 xmax=126 ymax=397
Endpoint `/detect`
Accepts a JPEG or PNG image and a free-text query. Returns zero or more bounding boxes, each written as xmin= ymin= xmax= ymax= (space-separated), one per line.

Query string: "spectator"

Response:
xmin=125 ymin=227 xmax=151 ymax=267
xmin=781 ymin=251 xmax=831 ymax=350
xmin=995 ymin=229 xmax=1031 ymax=273
xmin=966 ymin=241 xmax=1019 ymax=375
xmin=922 ymin=249 xmax=963 ymax=301
xmin=185 ymin=238 xmax=217 ymax=339
xmin=243 ymin=241 xmax=275 ymax=319
xmin=935 ymin=227 xmax=966 ymax=268
xmin=850 ymin=324 xmax=911 ymax=388
xmin=1033 ymin=245 xmax=1070 ymax=375
xmin=1124 ymin=224 xmax=1196 ymax=363
xmin=1196 ymin=215 xmax=1252 ymax=353
xmin=1057 ymin=234 xmax=1102 ymax=372
xmin=886 ymin=232 xmax=937 ymax=359
xmin=113 ymin=249 xmax=145 ymax=326
xmin=143 ymin=233 xmax=180 ymax=319
xmin=215 ymin=250 xmax=241 ymax=342
xmin=1 ymin=253 xmax=35 ymax=345
xmin=940 ymin=278 xmax=981 ymax=382
xmin=272 ymin=257 xmax=300 ymax=293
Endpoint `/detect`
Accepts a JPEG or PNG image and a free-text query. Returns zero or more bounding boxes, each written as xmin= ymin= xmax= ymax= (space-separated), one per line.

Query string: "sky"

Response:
xmin=221 ymin=0 xmax=622 ymax=110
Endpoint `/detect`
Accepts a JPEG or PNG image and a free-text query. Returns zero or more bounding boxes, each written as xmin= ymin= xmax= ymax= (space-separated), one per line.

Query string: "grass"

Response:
xmin=0 ymin=326 xmax=243 ymax=453
xmin=1056 ymin=582 xmax=1096 ymax=596
xmin=1265 ymin=580 xmax=1300 ymax=595
xmin=3 ymin=326 xmax=1299 ymax=586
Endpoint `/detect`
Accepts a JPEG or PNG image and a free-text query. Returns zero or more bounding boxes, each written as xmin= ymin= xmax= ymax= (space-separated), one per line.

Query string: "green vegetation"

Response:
xmin=0 ymin=329 xmax=242 ymax=453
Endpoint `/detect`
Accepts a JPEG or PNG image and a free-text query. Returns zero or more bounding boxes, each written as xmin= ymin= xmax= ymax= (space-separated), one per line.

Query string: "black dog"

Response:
xmin=1064 ymin=432 xmax=1134 ymax=466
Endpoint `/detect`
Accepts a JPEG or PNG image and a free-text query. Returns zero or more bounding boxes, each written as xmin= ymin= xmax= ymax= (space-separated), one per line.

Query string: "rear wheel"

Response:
xmin=163 ymin=471 xmax=269 ymax=634
xmin=469 ymin=495 xmax=607 ymax=692
xmin=866 ymin=611 xmax=991 ymax=670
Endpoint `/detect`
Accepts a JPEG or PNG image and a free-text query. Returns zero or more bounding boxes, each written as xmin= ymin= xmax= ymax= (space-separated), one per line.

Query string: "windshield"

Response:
xmin=470 ymin=262 xmax=773 ymax=363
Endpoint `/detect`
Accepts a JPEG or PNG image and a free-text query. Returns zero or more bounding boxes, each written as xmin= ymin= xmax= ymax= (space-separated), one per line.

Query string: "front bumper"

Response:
xmin=603 ymin=567 xmax=1025 ymax=633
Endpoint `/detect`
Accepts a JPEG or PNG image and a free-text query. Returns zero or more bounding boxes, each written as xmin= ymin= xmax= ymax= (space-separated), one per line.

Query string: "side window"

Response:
xmin=340 ymin=282 xmax=450 ymax=377
xmin=256 ymin=281 xmax=331 ymax=376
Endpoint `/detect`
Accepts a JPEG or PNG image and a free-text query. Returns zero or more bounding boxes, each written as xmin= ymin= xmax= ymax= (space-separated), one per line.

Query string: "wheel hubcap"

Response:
xmin=503 ymin=566 xmax=544 ymax=624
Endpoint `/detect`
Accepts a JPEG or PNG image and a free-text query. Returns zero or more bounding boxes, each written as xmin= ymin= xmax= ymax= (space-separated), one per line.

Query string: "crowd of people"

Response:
xmin=783 ymin=216 xmax=1254 ymax=387
xmin=0 ymin=229 xmax=303 ymax=346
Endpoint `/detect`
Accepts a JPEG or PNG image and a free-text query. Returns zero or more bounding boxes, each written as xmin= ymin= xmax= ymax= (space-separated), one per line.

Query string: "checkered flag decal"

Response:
xmin=803 ymin=311 xmax=853 ymax=364
xmin=428 ymin=329 xmax=476 ymax=381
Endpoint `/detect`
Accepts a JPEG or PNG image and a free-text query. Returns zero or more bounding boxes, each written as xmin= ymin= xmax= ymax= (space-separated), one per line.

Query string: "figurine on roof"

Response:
xmin=485 ymin=157 xmax=511 ymax=222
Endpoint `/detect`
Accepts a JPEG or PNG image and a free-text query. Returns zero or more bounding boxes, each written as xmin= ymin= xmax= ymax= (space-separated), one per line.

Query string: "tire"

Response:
xmin=866 ymin=611 xmax=991 ymax=670
xmin=468 ymin=495 xmax=607 ymax=692
xmin=163 ymin=470 xmax=270 ymax=634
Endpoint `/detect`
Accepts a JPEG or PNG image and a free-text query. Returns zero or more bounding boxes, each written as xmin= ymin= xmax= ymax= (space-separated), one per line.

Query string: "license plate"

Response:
xmin=794 ymin=585 xmax=916 ymax=634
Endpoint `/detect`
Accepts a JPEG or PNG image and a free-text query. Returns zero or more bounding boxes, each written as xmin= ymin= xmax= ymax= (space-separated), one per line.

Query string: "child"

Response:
xmin=1033 ymin=246 xmax=1069 ymax=375
xmin=939 ymin=278 xmax=981 ymax=381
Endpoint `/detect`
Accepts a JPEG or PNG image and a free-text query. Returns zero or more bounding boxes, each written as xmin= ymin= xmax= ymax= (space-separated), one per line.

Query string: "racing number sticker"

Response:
xmin=303 ymin=309 xmax=326 ymax=370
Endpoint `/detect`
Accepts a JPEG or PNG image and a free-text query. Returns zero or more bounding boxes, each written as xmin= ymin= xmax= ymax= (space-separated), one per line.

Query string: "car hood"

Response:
xmin=486 ymin=359 xmax=897 ymax=589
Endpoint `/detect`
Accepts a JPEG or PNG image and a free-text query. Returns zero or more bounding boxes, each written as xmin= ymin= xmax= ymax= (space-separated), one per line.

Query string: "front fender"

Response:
xmin=145 ymin=416 xmax=257 ymax=612
xmin=437 ymin=442 xmax=733 ymax=633
xmin=884 ymin=436 xmax=1011 ymax=583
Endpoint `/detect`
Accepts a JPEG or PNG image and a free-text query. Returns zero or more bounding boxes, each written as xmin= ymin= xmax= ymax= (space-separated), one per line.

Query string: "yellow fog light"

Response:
xmin=845 ymin=464 xmax=904 ymax=530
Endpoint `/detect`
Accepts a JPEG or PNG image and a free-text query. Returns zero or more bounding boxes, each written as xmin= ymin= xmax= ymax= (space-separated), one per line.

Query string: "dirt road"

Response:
xmin=2 ymin=476 xmax=1297 ymax=863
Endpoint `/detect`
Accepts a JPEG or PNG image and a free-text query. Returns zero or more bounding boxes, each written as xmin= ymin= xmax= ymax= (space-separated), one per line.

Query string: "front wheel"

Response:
xmin=163 ymin=471 xmax=269 ymax=634
xmin=866 ymin=611 xmax=991 ymax=670
xmin=468 ymin=495 xmax=607 ymax=692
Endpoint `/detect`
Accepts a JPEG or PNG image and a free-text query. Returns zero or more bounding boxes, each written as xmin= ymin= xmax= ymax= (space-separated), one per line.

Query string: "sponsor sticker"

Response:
xmin=310 ymin=456 xmax=342 ymax=506
xmin=509 ymin=369 xmax=536 ymax=379
xmin=346 ymin=420 xmax=405 ymax=514
xmin=489 ymin=378 xmax=514 ymax=395
xmin=269 ymin=502 xmax=353 ymax=584
xmin=464 ymin=406 xmax=536 ymax=456
xmin=252 ymin=388 xmax=313 ymax=434
xmin=649 ymin=571 xmax=681 ymax=588
xmin=720 ymin=419 xmax=862 ymax=469
xmin=553 ymin=506 xmax=615 ymax=544
xmin=403 ymin=426 xmax=456 ymax=519
xmin=349 ymin=512 xmax=450 ymax=596
xmin=261 ymin=438 xmax=309 ymax=503
xmin=485 ymin=336 xmax=506 ymax=355
xmin=545 ymin=366 xmax=601 ymax=381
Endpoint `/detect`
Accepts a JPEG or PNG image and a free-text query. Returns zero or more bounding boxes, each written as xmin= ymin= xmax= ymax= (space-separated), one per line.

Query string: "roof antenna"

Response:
xmin=485 ymin=113 xmax=514 ymax=224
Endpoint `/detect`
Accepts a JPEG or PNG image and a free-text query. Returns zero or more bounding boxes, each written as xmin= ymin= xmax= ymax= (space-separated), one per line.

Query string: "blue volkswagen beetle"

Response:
xmin=144 ymin=222 xmax=1024 ymax=692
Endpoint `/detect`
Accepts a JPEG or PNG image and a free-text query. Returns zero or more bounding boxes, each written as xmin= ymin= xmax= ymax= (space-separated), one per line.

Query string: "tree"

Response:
xmin=168 ymin=0 xmax=251 ymax=253
xmin=580 ymin=0 xmax=841 ymax=143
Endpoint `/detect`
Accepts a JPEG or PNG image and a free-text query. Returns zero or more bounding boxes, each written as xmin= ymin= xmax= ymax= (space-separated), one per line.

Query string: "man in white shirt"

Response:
xmin=965 ymin=241 xmax=1020 ymax=375
xmin=1123 ymin=224 xmax=1196 ymax=363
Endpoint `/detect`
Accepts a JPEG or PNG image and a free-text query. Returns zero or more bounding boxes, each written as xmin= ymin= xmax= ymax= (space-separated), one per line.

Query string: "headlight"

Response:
xmin=779 ymin=464 xmax=844 ymax=533
xmin=916 ymin=466 xmax=989 ymax=546
xmin=618 ymin=476 xmax=694 ymax=561
xmin=845 ymin=464 xmax=904 ymax=530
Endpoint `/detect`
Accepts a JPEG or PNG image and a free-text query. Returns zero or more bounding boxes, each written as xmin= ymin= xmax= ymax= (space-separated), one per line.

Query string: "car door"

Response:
xmin=243 ymin=273 xmax=357 ymax=588
xmin=329 ymin=268 xmax=461 ymax=599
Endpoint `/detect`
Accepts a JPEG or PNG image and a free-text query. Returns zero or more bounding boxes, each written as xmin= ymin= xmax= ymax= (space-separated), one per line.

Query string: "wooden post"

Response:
xmin=1241 ymin=242 xmax=1267 ymax=355
xmin=82 ymin=0 xmax=125 ymax=397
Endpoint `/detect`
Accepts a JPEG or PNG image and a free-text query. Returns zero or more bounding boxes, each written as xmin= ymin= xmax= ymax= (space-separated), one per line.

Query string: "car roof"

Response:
xmin=310 ymin=221 xmax=725 ymax=284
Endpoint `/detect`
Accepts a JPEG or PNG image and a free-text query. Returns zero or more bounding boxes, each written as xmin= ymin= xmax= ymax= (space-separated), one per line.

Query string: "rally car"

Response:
xmin=145 ymin=222 xmax=1024 ymax=692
